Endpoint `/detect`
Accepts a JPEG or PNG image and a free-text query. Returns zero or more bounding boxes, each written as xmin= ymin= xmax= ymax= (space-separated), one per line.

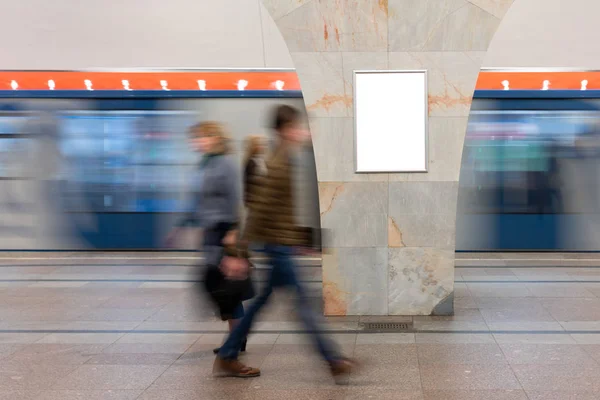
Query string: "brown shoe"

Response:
xmin=329 ymin=358 xmax=358 ymax=385
xmin=213 ymin=356 xmax=261 ymax=378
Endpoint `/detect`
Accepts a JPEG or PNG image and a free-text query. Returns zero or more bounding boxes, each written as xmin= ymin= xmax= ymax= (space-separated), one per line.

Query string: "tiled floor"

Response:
xmin=3 ymin=255 xmax=600 ymax=398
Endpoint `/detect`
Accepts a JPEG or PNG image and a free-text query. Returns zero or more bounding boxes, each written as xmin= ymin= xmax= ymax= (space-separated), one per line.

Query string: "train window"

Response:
xmin=458 ymin=95 xmax=600 ymax=251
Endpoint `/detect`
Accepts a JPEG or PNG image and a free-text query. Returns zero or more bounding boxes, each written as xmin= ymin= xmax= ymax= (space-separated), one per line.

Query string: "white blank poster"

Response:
xmin=354 ymin=70 xmax=428 ymax=172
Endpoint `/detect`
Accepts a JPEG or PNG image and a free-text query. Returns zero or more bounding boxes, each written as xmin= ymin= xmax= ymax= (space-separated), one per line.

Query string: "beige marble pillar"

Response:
xmin=262 ymin=0 xmax=515 ymax=315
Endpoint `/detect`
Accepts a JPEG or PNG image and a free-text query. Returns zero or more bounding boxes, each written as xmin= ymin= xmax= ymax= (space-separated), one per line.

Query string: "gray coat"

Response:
xmin=179 ymin=154 xmax=240 ymax=230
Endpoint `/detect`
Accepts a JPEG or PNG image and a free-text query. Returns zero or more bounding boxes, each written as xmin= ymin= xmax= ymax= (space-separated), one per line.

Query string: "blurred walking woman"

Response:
xmin=167 ymin=121 xmax=248 ymax=351
xmin=242 ymin=135 xmax=267 ymax=230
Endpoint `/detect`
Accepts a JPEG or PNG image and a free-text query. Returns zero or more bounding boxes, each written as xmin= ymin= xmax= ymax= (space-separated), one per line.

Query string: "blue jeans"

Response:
xmin=232 ymin=303 xmax=245 ymax=320
xmin=218 ymin=244 xmax=340 ymax=363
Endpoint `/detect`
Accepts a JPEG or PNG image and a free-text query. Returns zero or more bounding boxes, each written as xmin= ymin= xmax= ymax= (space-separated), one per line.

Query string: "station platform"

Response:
xmin=1 ymin=253 xmax=600 ymax=399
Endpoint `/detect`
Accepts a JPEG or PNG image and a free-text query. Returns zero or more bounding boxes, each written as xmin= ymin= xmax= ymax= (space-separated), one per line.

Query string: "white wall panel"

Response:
xmin=485 ymin=0 xmax=600 ymax=68
xmin=0 ymin=0 xmax=292 ymax=69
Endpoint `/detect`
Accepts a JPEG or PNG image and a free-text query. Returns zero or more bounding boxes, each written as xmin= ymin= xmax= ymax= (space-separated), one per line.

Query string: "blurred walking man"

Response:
xmin=213 ymin=105 xmax=357 ymax=383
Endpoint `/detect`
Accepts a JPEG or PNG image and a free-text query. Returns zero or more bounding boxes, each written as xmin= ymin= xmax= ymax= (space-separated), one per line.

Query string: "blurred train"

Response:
xmin=457 ymin=82 xmax=600 ymax=251
xmin=0 ymin=70 xmax=319 ymax=250
xmin=3 ymin=69 xmax=600 ymax=252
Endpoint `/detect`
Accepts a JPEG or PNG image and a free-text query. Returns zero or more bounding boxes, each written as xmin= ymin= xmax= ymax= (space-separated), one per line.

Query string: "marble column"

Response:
xmin=262 ymin=0 xmax=515 ymax=315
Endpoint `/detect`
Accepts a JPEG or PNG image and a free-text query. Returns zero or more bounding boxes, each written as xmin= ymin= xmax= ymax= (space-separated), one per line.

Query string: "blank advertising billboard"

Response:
xmin=354 ymin=70 xmax=428 ymax=173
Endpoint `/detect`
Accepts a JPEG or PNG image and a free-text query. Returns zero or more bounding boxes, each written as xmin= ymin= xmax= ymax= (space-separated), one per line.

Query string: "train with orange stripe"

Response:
xmin=459 ymin=70 xmax=600 ymax=251
xmin=0 ymin=70 xmax=307 ymax=250
xmin=0 ymin=69 xmax=598 ymax=251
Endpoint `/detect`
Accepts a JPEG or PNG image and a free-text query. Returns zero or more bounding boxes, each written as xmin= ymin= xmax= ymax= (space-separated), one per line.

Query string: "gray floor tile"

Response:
xmin=52 ymin=365 xmax=169 ymax=390
xmin=512 ymin=364 xmax=600 ymax=391
xmin=412 ymin=321 xmax=490 ymax=332
xmin=0 ymin=344 xmax=25 ymax=360
xmin=35 ymin=333 xmax=124 ymax=344
xmin=480 ymin=307 xmax=556 ymax=323
xmin=525 ymin=391 xmax=600 ymax=400
xmin=100 ymin=295 xmax=174 ymax=309
xmin=461 ymin=275 xmax=519 ymax=282
xmin=452 ymin=283 xmax=471 ymax=298
xmin=525 ymin=283 xmax=595 ymax=298
xmin=0 ymin=391 xmax=42 ymax=400
xmin=499 ymin=344 xmax=598 ymax=365
xmin=149 ymin=365 xmax=253 ymax=390
xmin=275 ymin=333 xmax=356 ymax=345
xmin=485 ymin=269 xmax=520 ymax=277
xmin=582 ymin=284 xmax=600 ymax=297
xmin=139 ymin=283 xmax=195 ymax=289
xmin=6 ymin=258 xmax=600 ymax=399
xmin=493 ymin=334 xmax=576 ymax=344
xmin=355 ymin=333 xmax=415 ymax=344
xmin=246 ymin=389 xmax=349 ymax=400
xmin=137 ymin=389 xmax=247 ymax=400
xmin=0 ymin=363 xmax=78 ymax=391
xmin=348 ymin=364 xmax=422 ymax=390
xmin=423 ymin=390 xmax=528 ymax=400
xmin=467 ymin=283 xmax=533 ymax=298
xmin=486 ymin=321 xmax=565 ymax=332
xmin=193 ymin=334 xmax=228 ymax=345
xmin=77 ymin=308 xmax=159 ymax=322
xmin=246 ymin=355 xmax=343 ymax=388
xmin=85 ymin=353 xmax=181 ymax=365
xmin=570 ymin=334 xmax=600 ymax=344
xmin=577 ymin=344 xmax=600 ymax=364
xmin=8 ymin=344 xmax=107 ymax=365
xmin=102 ymin=343 xmax=192 ymax=355
xmin=0 ymin=333 xmax=47 ymax=344
xmin=354 ymin=344 xmax=418 ymax=365
xmin=345 ymin=389 xmax=424 ymax=400
xmin=269 ymin=342 xmax=355 ymax=359
xmin=475 ymin=297 xmax=544 ymax=309
xmin=0 ymin=321 xmax=139 ymax=331
xmin=135 ymin=321 xmax=225 ymax=332
xmin=2 ymin=308 xmax=89 ymax=322
xmin=172 ymin=349 xmax=223 ymax=367
xmin=413 ymin=309 xmax=485 ymax=322
xmin=416 ymin=333 xmax=496 ymax=344
xmin=420 ymin=364 xmax=522 ymax=390
xmin=141 ymin=388 xmax=347 ymax=400
xmin=82 ymin=282 xmax=142 ymax=289
xmin=418 ymin=344 xmax=507 ymax=365
xmin=115 ymin=333 xmax=201 ymax=345
xmin=542 ymin=298 xmax=600 ymax=321
xmin=560 ymin=321 xmax=600 ymax=331
xmin=35 ymin=390 xmax=142 ymax=400
xmin=245 ymin=334 xmax=280 ymax=345
xmin=454 ymin=296 xmax=478 ymax=309
xmin=28 ymin=282 xmax=88 ymax=288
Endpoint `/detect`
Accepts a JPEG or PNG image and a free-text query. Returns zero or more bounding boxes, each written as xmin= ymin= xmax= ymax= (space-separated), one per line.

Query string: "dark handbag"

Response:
xmin=202 ymin=247 xmax=255 ymax=321
xmin=240 ymin=268 xmax=255 ymax=301
xmin=219 ymin=252 xmax=255 ymax=302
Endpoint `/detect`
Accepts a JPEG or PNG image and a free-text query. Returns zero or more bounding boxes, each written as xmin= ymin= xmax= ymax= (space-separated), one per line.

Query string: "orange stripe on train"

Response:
xmin=0 ymin=71 xmax=301 ymax=91
xmin=2 ymin=70 xmax=600 ymax=91
xmin=475 ymin=71 xmax=600 ymax=90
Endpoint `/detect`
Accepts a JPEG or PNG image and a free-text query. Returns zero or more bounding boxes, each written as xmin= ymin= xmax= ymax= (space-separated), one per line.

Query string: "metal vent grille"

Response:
xmin=359 ymin=322 xmax=412 ymax=332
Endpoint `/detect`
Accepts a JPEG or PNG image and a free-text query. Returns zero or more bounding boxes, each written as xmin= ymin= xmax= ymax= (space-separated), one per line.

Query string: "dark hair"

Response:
xmin=272 ymin=104 xmax=300 ymax=133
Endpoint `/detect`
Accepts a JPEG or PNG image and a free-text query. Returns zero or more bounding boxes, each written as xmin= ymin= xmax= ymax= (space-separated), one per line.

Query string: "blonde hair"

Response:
xmin=243 ymin=134 xmax=266 ymax=166
xmin=189 ymin=121 xmax=232 ymax=154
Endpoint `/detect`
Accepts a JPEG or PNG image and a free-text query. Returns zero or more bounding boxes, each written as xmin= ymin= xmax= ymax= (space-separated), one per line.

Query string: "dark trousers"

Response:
xmin=218 ymin=244 xmax=340 ymax=362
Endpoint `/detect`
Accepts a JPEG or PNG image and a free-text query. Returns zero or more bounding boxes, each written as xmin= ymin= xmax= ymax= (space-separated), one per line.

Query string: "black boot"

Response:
xmin=213 ymin=338 xmax=247 ymax=354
